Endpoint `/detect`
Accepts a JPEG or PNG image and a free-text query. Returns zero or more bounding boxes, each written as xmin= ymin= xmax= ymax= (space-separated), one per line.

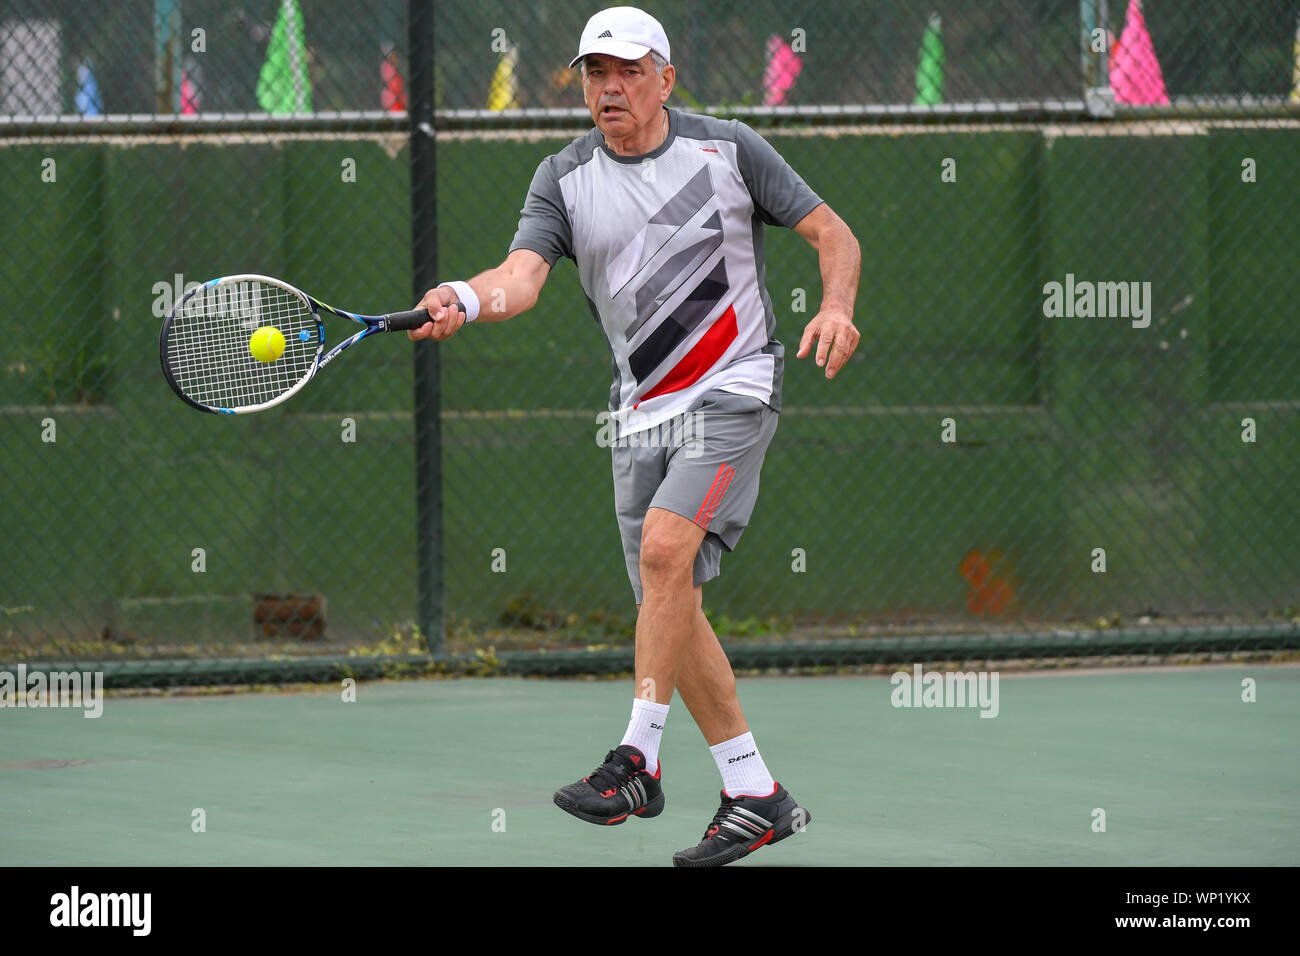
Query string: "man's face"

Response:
xmin=582 ymin=52 xmax=672 ymax=138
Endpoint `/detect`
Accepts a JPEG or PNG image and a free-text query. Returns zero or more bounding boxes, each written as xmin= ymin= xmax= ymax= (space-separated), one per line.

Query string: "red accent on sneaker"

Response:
xmin=747 ymin=829 xmax=775 ymax=851
xmin=606 ymin=813 xmax=629 ymax=825
xmin=706 ymin=825 xmax=719 ymax=838
xmin=630 ymin=754 xmax=641 ymax=766
xmin=723 ymin=781 xmax=779 ymax=800
xmin=600 ymin=788 xmax=617 ymax=798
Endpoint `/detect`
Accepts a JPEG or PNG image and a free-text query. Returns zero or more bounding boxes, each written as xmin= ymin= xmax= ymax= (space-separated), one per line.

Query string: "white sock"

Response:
xmin=710 ymin=731 xmax=776 ymax=798
xmin=619 ymin=698 xmax=670 ymax=775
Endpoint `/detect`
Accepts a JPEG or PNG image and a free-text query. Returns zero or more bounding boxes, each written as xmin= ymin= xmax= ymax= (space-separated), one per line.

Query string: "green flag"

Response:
xmin=256 ymin=0 xmax=312 ymax=113
xmin=915 ymin=13 xmax=944 ymax=106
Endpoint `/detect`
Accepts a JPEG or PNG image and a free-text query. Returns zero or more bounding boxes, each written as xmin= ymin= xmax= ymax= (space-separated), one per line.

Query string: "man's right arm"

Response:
xmin=406 ymin=249 xmax=552 ymax=341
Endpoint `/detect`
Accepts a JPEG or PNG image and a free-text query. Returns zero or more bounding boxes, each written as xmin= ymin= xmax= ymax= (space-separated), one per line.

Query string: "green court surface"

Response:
xmin=2 ymin=665 xmax=1296 ymax=867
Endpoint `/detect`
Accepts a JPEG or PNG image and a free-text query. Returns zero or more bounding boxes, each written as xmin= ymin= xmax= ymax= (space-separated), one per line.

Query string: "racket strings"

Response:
xmin=165 ymin=281 xmax=319 ymax=410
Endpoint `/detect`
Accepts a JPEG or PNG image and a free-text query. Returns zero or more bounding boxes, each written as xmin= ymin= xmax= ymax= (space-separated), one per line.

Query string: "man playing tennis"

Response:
xmin=408 ymin=5 xmax=861 ymax=867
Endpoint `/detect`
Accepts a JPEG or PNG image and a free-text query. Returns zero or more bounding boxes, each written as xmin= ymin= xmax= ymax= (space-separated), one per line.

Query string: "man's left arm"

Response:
xmin=733 ymin=122 xmax=861 ymax=381
xmin=793 ymin=203 xmax=861 ymax=380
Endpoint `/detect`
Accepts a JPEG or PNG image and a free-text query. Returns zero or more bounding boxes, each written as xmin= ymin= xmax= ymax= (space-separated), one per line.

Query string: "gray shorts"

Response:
xmin=612 ymin=388 xmax=779 ymax=604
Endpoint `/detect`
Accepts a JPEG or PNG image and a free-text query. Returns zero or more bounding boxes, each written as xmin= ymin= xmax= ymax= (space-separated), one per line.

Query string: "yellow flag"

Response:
xmin=488 ymin=44 xmax=519 ymax=111
xmin=1291 ymin=14 xmax=1300 ymax=103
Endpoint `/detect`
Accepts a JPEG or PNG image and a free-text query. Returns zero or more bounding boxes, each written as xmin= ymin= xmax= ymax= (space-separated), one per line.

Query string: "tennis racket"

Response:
xmin=159 ymin=273 xmax=463 ymax=414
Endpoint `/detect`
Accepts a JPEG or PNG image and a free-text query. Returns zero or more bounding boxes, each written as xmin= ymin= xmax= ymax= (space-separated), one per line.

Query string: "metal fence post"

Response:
xmin=410 ymin=0 xmax=444 ymax=656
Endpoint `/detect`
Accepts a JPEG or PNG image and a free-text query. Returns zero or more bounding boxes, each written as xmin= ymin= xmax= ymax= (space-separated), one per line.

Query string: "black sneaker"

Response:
xmin=672 ymin=784 xmax=810 ymax=867
xmin=553 ymin=744 xmax=665 ymax=826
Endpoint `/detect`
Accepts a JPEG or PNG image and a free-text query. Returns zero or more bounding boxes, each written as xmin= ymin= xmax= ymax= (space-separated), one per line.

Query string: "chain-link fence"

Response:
xmin=5 ymin=1 xmax=1299 ymax=114
xmin=2 ymin=0 xmax=1298 ymax=686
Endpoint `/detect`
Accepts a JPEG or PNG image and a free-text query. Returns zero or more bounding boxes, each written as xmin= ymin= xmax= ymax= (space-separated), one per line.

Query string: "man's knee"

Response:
xmin=639 ymin=531 xmax=694 ymax=584
xmin=639 ymin=511 xmax=702 ymax=587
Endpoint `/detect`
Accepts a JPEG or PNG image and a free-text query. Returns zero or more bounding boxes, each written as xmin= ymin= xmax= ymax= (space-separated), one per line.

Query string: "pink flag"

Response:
xmin=180 ymin=69 xmax=198 ymax=114
xmin=1110 ymin=0 xmax=1169 ymax=105
xmin=763 ymin=35 xmax=802 ymax=106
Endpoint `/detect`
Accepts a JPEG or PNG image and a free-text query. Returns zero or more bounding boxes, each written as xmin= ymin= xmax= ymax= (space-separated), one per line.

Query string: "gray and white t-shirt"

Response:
xmin=509 ymin=107 xmax=823 ymax=439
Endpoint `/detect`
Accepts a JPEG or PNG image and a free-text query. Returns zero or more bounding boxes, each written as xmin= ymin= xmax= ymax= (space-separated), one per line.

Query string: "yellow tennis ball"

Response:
xmin=249 ymin=326 xmax=286 ymax=363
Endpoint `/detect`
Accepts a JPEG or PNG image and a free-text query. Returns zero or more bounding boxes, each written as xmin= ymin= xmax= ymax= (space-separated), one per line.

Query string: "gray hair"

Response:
xmin=582 ymin=51 xmax=668 ymax=76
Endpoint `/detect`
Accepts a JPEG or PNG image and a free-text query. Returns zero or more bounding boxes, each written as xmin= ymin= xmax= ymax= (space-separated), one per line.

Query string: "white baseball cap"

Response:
xmin=568 ymin=6 xmax=671 ymax=69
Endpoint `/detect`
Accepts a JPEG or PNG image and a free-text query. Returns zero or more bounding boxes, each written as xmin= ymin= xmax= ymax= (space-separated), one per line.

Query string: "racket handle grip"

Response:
xmin=385 ymin=304 xmax=467 ymax=332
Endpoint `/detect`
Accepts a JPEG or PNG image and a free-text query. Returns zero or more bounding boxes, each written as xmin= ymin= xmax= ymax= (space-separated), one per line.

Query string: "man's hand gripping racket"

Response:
xmin=159 ymin=274 xmax=464 ymax=414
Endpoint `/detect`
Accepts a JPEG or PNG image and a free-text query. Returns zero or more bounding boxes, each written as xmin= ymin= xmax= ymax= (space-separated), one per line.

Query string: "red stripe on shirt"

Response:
xmin=634 ymin=304 xmax=738 ymax=408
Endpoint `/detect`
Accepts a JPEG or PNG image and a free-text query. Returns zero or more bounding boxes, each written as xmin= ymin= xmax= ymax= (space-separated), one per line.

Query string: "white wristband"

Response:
xmin=439 ymin=280 xmax=480 ymax=322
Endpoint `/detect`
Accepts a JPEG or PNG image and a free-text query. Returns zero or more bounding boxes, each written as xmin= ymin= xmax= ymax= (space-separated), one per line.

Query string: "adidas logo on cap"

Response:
xmin=597 ymin=29 xmax=613 ymax=38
